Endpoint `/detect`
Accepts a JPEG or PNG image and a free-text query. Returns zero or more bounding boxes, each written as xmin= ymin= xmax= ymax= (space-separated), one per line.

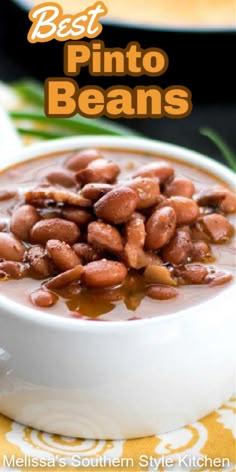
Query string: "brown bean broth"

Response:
xmin=0 ymin=149 xmax=235 ymax=321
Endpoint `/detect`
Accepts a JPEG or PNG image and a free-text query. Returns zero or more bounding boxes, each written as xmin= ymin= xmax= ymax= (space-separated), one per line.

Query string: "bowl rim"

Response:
xmin=0 ymin=135 xmax=235 ymax=331
xmin=12 ymin=0 xmax=236 ymax=33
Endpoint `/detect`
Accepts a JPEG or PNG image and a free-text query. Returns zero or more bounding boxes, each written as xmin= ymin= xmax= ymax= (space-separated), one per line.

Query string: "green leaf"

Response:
xmin=10 ymin=109 xmax=137 ymax=137
xmin=12 ymin=79 xmax=45 ymax=107
xmin=17 ymin=128 xmax=63 ymax=139
xmin=200 ymin=128 xmax=236 ymax=172
xmin=11 ymin=79 xmax=139 ymax=137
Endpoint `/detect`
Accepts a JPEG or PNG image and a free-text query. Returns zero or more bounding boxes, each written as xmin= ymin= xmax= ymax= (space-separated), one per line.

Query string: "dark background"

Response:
xmin=0 ymin=0 xmax=235 ymax=166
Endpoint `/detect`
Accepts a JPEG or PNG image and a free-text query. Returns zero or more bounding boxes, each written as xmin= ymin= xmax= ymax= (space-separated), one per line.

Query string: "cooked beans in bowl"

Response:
xmin=0 ymin=147 xmax=235 ymax=321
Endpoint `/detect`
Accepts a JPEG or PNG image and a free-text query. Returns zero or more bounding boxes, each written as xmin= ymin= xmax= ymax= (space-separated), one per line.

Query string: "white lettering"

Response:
xmin=30 ymin=6 xmax=58 ymax=40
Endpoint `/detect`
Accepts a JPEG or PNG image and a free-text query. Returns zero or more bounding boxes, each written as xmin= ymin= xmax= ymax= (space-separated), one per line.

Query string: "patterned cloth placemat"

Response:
xmin=0 ymin=397 xmax=235 ymax=471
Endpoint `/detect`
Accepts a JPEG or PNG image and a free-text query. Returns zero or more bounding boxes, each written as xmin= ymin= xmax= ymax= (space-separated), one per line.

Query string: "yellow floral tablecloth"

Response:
xmin=0 ymin=397 xmax=235 ymax=472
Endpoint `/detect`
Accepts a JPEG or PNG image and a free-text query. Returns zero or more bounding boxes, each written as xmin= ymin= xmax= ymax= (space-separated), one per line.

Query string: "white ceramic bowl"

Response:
xmin=0 ymin=136 xmax=235 ymax=439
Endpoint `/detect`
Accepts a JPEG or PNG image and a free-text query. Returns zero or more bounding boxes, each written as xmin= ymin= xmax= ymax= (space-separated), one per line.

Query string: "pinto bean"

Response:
xmin=146 ymin=285 xmax=178 ymax=300
xmin=0 ymin=190 xmax=17 ymax=201
xmin=201 ymin=213 xmax=233 ymax=243
xmin=30 ymin=218 xmax=80 ymax=245
xmin=0 ymin=260 xmax=27 ymax=279
xmin=124 ymin=244 xmax=143 ymax=269
xmin=81 ymin=183 xmax=113 ymax=201
xmin=76 ymin=159 xmax=120 ymax=185
xmin=72 ymin=243 xmax=102 ymax=263
xmin=220 ymin=192 xmax=236 ymax=213
xmin=174 ymin=264 xmax=208 ymax=284
xmin=158 ymin=197 xmax=199 ymax=225
xmin=0 ymin=270 xmax=9 ymax=281
xmin=155 ymin=194 xmax=167 ymax=206
xmin=125 ymin=213 xmax=146 ymax=248
xmin=81 ymin=260 xmax=127 ymax=288
xmin=191 ymin=220 xmax=211 ymax=243
xmin=25 ymin=245 xmax=52 ymax=278
xmin=88 ymin=221 xmax=123 ymax=254
xmin=205 ymin=270 xmax=233 ymax=287
xmin=61 ymin=207 xmax=92 ymax=225
xmin=164 ymin=178 xmax=195 ymax=198
xmin=64 ymin=149 xmax=102 ymax=171
xmin=45 ymin=264 xmax=83 ymax=290
xmin=192 ymin=240 xmax=212 ymax=262
xmin=124 ymin=213 xmax=146 ymax=269
xmin=95 ymin=187 xmax=138 ymax=224
xmin=29 ymin=288 xmax=58 ymax=308
xmin=123 ymin=178 xmax=160 ymax=209
xmin=145 ymin=207 xmax=176 ymax=250
xmin=0 ymin=233 xmax=25 ymax=262
xmin=195 ymin=186 xmax=236 ymax=213
xmin=45 ymin=168 xmax=75 ymax=188
xmin=10 ymin=204 xmax=40 ymax=241
xmin=0 ymin=220 xmax=8 ymax=232
xmin=134 ymin=161 xmax=174 ymax=183
xmin=46 ymin=240 xmax=81 ymax=271
xmin=162 ymin=229 xmax=193 ymax=265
